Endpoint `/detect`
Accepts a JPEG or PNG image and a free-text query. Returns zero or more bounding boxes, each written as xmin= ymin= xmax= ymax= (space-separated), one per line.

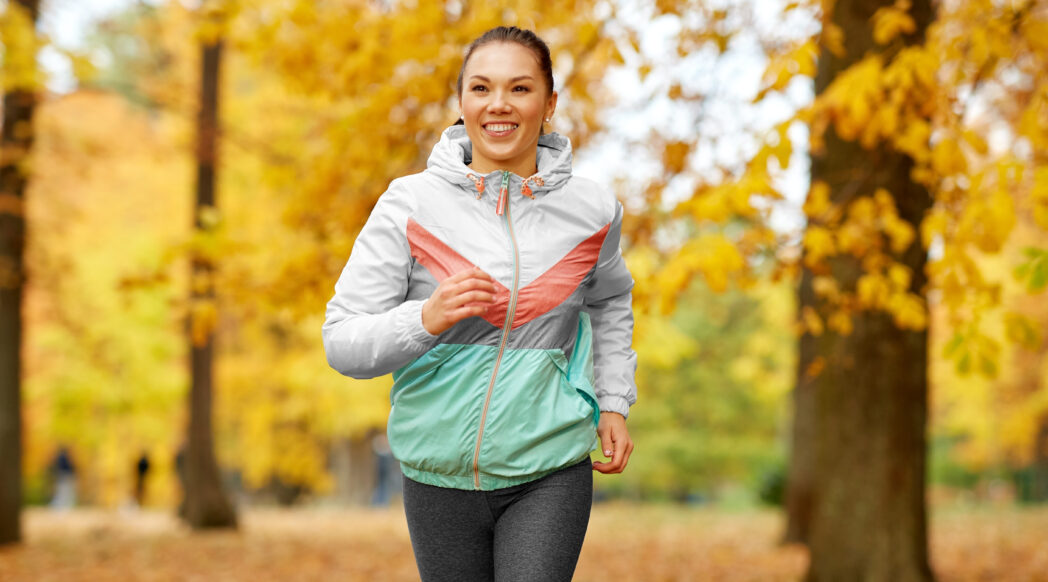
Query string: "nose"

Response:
xmin=487 ymin=89 xmax=512 ymax=113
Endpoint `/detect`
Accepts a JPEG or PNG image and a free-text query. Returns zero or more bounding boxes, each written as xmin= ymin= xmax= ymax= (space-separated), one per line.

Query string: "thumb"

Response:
xmin=599 ymin=430 xmax=614 ymax=459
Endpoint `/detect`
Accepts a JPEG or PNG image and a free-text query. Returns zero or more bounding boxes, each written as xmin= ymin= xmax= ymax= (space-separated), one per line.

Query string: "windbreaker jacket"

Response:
xmin=323 ymin=126 xmax=638 ymax=491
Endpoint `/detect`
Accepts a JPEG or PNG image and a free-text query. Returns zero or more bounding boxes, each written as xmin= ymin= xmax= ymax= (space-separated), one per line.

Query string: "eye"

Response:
xmin=471 ymin=85 xmax=488 ymax=92
xmin=513 ymin=85 xmax=530 ymax=92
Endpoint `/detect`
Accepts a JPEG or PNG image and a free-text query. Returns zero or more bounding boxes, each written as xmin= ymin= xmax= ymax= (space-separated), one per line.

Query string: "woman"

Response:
xmin=323 ymin=26 xmax=637 ymax=582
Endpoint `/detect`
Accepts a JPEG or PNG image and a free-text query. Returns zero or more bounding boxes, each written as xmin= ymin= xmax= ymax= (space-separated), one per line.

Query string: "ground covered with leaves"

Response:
xmin=1 ymin=504 xmax=1046 ymax=581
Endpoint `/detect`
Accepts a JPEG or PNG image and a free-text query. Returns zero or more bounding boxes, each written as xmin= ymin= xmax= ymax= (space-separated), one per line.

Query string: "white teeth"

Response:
xmin=485 ymin=123 xmax=517 ymax=132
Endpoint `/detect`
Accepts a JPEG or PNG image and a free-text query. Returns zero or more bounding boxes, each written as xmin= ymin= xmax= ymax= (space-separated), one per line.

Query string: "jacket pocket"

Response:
xmin=388 ymin=343 xmax=492 ymax=477
xmin=546 ymin=348 xmax=599 ymax=428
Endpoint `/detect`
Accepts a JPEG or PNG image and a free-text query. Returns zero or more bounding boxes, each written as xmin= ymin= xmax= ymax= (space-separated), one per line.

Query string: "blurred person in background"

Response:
xmin=134 ymin=450 xmax=151 ymax=507
xmin=323 ymin=26 xmax=637 ymax=582
xmin=49 ymin=446 xmax=77 ymax=510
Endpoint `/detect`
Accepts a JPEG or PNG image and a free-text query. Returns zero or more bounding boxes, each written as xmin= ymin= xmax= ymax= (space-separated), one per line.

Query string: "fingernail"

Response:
xmin=604 ymin=449 xmax=612 ymax=456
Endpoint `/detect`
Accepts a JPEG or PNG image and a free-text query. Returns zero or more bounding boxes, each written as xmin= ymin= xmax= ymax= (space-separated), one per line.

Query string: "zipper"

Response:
xmin=472 ymin=170 xmax=520 ymax=489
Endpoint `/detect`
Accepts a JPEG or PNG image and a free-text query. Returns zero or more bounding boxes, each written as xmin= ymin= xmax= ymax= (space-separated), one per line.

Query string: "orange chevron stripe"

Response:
xmin=406 ymin=219 xmax=609 ymax=330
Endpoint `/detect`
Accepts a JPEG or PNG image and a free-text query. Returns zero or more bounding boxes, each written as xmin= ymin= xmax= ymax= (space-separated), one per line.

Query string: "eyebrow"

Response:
xmin=468 ymin=75 xmax=535 ymax=83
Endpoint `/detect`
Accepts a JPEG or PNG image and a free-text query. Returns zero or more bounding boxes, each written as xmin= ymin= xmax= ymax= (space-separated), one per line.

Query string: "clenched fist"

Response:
xmin=422 ymin=267 xmax=497 ymax=335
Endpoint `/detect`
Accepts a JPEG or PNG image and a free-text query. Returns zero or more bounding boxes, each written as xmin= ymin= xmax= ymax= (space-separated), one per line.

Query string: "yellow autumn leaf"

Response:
xmin=931 ymin=138 xmax=966 ymax=176
xmin=662 ymin=141 xmax=691 ymax=174
xmin=884 ymin=215 xmax=916 ymax=254
xmin=804 ymin=180 xmax=833 ymax=221
xmin=812 ymin=275 xmax=840 ymax=300
xmin=872 ymin=4 xmax=916 ymax=45
xmin=758 ymin=39 xmax=817 ymax=97
xmin=890 ymin=292 xmax=927 ymax=330
xmin=1003 ymin=312 xmax=1040 ymax=350
xmin=888 ymin=263 xmax=912 ymax=290
xmin=827 ymin=309 xmax=854 ymax=336
xmin=857 ymin=273 xmax=890 ymax=308
xmin=686 ymin=186 xmax=732 ymax=223
xmin=920 ymin=206 xmax=948 ymax=248
xmin=803 ymin=225 xmax=836 ymax=266
xmin=802 ymin=305 xmax=824 ymax=336
xmin=190 ymin=299 xmax=218 ymax=346
xmin=1031 ymin=167 xmax=1048 ymax=230
xmin=772 ymin=121 xmax=793 ymax=169
xmin=893 ymin=118 xmax=931 ymax=161
xmin=821 ymin=22 xmax=846 ymax=57
xmin=962 ymin=129 xmax=989 ymax=155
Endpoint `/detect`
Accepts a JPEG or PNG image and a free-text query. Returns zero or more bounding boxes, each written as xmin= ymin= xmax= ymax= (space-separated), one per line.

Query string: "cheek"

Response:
xmin=524 ymin=99 xmax=546 ymax=119
xmin=462 ymin=100 xmax=485 ymax=122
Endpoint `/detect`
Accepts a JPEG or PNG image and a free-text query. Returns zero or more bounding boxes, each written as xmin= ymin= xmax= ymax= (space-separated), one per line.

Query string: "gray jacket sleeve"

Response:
xmin=323 ymin=186 xmax=438 ymax=379
xmin=584 ymin=201 xmax=638 ymax=418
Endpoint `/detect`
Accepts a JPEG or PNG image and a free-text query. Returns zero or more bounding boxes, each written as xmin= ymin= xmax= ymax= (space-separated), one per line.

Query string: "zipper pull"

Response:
xmin=467 ymin=173 xmax=485 ymax=199
xmin=496 ymin=171 xmax=510 ymax=216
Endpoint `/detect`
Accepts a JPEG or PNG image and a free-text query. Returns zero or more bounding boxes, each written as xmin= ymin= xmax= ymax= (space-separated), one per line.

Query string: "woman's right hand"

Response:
xmin=422 ymin=267 xmax=496 ymax=335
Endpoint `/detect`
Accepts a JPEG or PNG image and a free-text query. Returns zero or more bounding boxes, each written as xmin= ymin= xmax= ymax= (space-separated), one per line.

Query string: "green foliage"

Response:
xmin=1014 ymin=247 xmax=1048 ymax=293
xmin=597 ymin=278 xmax=795 ymax=501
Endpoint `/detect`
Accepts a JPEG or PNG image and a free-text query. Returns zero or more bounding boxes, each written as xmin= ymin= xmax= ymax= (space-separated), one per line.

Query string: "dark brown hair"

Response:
xmin=455 ymin=26 xmax=555 ymax=98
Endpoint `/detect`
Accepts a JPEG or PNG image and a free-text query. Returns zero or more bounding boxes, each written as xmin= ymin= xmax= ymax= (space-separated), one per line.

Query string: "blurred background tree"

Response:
xmin=1 ymin=0 xmax=41 ymax=546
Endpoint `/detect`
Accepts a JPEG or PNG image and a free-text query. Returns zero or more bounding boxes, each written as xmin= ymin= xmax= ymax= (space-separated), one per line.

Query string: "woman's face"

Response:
xmin=459 ymin=42 xmax=557 ymax=177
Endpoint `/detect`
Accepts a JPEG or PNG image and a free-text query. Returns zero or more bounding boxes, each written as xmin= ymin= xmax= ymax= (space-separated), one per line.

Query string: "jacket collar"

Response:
xmin=425 ymin=125 xmax=573 ymax=199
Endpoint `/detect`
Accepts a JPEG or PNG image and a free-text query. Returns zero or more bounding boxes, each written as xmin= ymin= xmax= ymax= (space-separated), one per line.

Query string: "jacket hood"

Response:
xmin=425 ymin=125 xmax=573 ymax=199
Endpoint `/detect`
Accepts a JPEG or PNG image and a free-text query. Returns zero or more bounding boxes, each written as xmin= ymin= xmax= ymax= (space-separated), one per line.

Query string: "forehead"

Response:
xmin=464 ymin=42 xmax=542 ymax=78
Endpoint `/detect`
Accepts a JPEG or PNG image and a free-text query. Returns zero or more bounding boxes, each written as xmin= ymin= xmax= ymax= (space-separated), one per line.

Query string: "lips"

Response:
xmin=483 ymin=122 xmax=518 ymax=136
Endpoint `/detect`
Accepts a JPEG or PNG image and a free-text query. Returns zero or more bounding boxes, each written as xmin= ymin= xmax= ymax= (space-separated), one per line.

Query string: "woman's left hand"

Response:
xmin=592 ymin=412 xmax=633 ymax=474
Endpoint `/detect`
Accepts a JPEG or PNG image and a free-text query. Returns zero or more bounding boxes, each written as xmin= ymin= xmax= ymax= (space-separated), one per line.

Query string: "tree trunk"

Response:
xmin=0 ymin=0 xmax=40 ymax=547
xmin=331 ymin=433 xmax=379 ymax=506
xmin=182 ymin=38 xmax=237 ymax=530
xmin=782 ymin=277 xmax=817 ymax=544
xmin=803 ymin=0 xmax=936 ymax=580
xmin=1032 ymin=419 xmax=1048 ymax=502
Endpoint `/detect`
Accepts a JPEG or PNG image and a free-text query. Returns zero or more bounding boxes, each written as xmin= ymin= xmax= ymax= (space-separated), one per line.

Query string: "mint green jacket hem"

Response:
xmin=400 ymin=452 xmax=594 ymax=491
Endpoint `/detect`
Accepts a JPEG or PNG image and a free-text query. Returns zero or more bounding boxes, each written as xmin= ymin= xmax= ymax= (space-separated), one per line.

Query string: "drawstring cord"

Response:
xmin=521 ymin=174 xmax=544 ymax=199
xmin=468 ymin=171 xmax=544 ymax=215
xmin=495 ymin=171 xmax=510 ymax=216
xmin=466 ymin=173 xmax=485 ymax=199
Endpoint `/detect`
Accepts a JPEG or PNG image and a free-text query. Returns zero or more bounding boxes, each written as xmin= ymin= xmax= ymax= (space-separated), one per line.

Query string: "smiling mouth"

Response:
xmin=483 ymin=123 xmax=518 ymax=136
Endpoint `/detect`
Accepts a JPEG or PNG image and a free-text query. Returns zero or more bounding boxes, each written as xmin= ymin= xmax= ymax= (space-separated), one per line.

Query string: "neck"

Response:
xmin=468 ymin=154 xmax=539 ymax=178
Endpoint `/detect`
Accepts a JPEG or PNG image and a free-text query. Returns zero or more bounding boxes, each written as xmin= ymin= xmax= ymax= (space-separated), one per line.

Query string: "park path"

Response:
xmin=0 ymin=504 xmax=1045 ymax=581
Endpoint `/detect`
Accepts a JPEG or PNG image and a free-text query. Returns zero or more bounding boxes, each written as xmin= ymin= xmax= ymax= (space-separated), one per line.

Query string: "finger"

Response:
xmin=449 ymin=267 xmax=494 ymax=283
xmin=445 ymin=305 xmax=490 ymax=324
xmin=598 ymin=428 xmax=613 ymax=459
xmin=470 ymin=267 xmax=493 ymax=281
xmin=448 ymin=290 xmax=495 ymax=309
xmin=457 ymin=276 xmax=497 ymax=294
xmin=610 ymin=429 xmax=626 ymax=469
xmin=445 ymin=268 xmax=477 ymax=284
xmin=591 ymin=459 xmax=619 ymax=474
xmin=591 ymin=431 xmax=616 ymax=473
xmin=596 ymin=441 xmax=625 ymax=473
xmin=620 ymin=440 xmax=634 ymax=471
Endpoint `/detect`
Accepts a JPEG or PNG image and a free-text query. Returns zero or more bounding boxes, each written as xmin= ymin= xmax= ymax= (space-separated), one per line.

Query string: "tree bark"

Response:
xmin=0 ymin=0 xmax=40 ymax=548
xmin=331 ymin=433 xmax=379 ymax=506
xmin=1032 ymin=419 xmax=1048 ymax=502
xmin=802 ymin=0 xmax=936 ymax=580
xmin=181 ymin=38 xmax=237 ymax=530
xmin=782 ymin=277 xmax=817 ymax=545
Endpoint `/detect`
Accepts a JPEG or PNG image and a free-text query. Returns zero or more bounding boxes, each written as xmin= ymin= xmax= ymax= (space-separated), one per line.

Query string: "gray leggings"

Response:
xmin=402 ymin=459 xmax=593 ymax=582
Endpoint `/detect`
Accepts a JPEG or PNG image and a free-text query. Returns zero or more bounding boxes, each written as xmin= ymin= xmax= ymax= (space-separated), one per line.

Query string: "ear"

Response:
xmin=545 ymin=91 xmax=558 ymax=121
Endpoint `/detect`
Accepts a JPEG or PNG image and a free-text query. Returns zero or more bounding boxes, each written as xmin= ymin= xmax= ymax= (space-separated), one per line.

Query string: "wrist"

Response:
xmin=420 ymin=299 xmax=440 ymax=336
